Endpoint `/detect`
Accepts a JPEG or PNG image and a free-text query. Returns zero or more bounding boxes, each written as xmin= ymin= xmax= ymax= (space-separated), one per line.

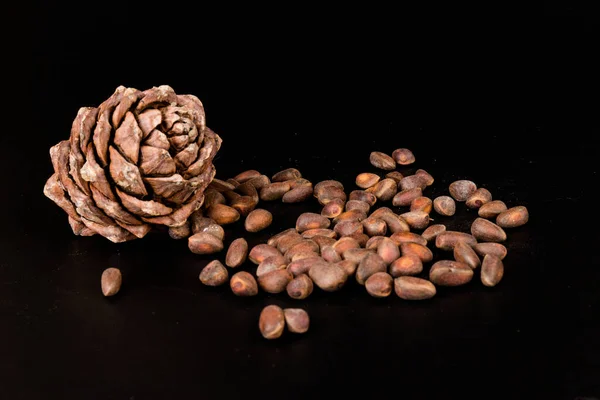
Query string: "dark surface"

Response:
xmin=3 ymin=3 xmax=599 ymax=399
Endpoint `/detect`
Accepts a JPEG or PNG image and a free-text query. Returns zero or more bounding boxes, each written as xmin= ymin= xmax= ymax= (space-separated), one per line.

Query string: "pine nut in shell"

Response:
xmin=226 ymin=238 xmax=248 ymax=268
xmin=453 ymin=241 xmax=481 ymax=269
xmin=356 ymin=253 xmax=387 ymax=285
xmin=190 ymin=212 xmax=216 ymax=234
xmin=259 ymin=305 xmax=285 ymax=339
xmin=245 ymin=209 xmax=273 ymax=232
xmin=336 ymin=260 xmax=358 ymax=276
xmin=321 ymin=198 xmax=345 ymax=218
xmin=478 ymin=200 xmax=508 ymax=219
xmin=283 ymin=308 xmax=310 ymax=334
xmin=471 ymin=218 xmax=507 ymax=242
xmin=368 ymin=206 xmax=391 ymax=218
xmin=314 ymin=180 xmax=344 ymax=198
xmin=206 ymin=204 xmax=240 ymax=225
xmin=343 ymin=248 xmax=374 ymax=264
xmin=272 ymin=168 xmax=301 ymax=182
xmin=316 ymin=186 xmax=347 ymax=205
xmin=472 ymin=243 xmax=508 ymax=260
xmin=466 ymin=188 xmax=492 ymax=209
xmin=286 ymin=274 xmax=314 ymax=299
xmin=345 ymin=200 xmax=371 ymax=214
xmin=392 ymin=148 xmax=415 ymax=165
xmin=394 ymin=276 xmax=436 ymax=300
xmin=288 ymin=178 xmax=312 ymax=189
xmin=390 ymin=255 xmax=423 ymax=277
xmin=101 ymin=268 xmax=122 ymax=297
xmin=349 ymin=190 xmax=377 ymax=206
xmin=296 ymin=212 xmax=331 ymax=232
xmin=365 ymin=272 xmax=393 ymax=298
xmin=481 ymin=254 xmax=504 ymax=287
xmin=392 ymin=188 xmax=423 ymax=207
xmin=236 ymin=182 xmax=260 ymax=204
xmin=208 ymin=178 xmax=236 ymax=192
xmin=347 ymin=232 xmax=369 ymax=247
xmin=377 ymin=237 xmax=400 ymax=265
xmin=203 ymin=189 xmax=226 ymax=209
xmin=249 ymin=244 xmax=281 ymax=265
xmin=400 ymin=211 xmax=431 ymax=230
xmin=291 ymin=251 xmax=320 ymax=262
xmin=433 ymin=196 xmax=456 ymax=216
xmin=226 ymin=178 xmax=240 ymax=188
xmin=410 ymin=196 xmax=433 ymax=213
xmin=333 ymin=209 xmax=367 ymax=225
xmin=389 ymin=232 xmax=427 ymax=247
xmin=362 ymin=218 xmax=387 ymax=236
xmin=435 ymin=231 xmax=477 ymax=251
xmin=200 ymin=223 xmax=225 ymax=241
xmin=256 ymin=255 xmax=288 ymax=277
xmin=365 ymin=236 xmax=385 ymax=250
xmin=370 ymin=178 xmax=397 ymax=201
xmin=302 ymin=229 xmax=337 ymax=239
xmin=229 ymin=196 xmax=251 ymax=214
xmin=321 ymin=245 xmax=342 ymax=263
xmin=260 ymin=182 xmax=291 ymax=201
xmin=311 ymin=235 xmax=337 ymax=251
xmin=415 ymin=169 xmax=434 ymax=186
xmin=400 ymin=242 xmax=433 ymax=263
xmin=287 ymin=257 xmax=324 ymax=277
xmin=233 ymin=169 xmax=261 ymax=183
xmin=429 ymin=260 xmax=473 ymax=286
xmin=356 ymin=173 xmax=381 ymax=189
xmin=199 ymin=260 xmax=229 ymax=286
xmin=188 ymin=232 xmax=224 ymax=255
xmin=369 ymin=151 xmax=396 ymax=170
xmin=277 ymin=233 xmax=304 ymax=254
xmin=385 ymin=171 xmax=404 ymax=184
xmin=231 ymin=195 xmax=258 ymax=214
xmin=422 ymin=224 xmax=447 ymax=242
xmin=168 ymin=222 xmax=191 ymax=240
xmin=230 ymin=271 xmax=259 ymax=296
xmin=258 ymin=269 xmax=293 ymax=293
xmin=267 ymin=228 xmax=297 ymax=247
xmin=231 ymin=198 xmax=259 ymax=220
xmin=399 ymin=175 xmax=428 ymax=191
xmin=309 ymin=262 xmax=348 ymax=292
xmin=449 ymin=180 xmax=477 ymax=202
xmin=334 ymin=220 xmax=363 ymax=237
xmin=284 ymin=240 xmax=319 ymax=262
xmin=283 ymin=185 xmax=313 ymax=203
xmin=222 ymin=190 xmax=240 ymax=203
xmin=496 ymin=206 xmax=529 ymax=228
xmin=248 ymin=175 xmax=270 ymax=190
xmin=379 ymin=212 xmax=410 ymax=233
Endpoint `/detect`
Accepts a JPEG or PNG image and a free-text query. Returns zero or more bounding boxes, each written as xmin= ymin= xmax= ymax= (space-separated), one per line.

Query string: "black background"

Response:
xmin=3 ymin=2 xmax=599 ymax=399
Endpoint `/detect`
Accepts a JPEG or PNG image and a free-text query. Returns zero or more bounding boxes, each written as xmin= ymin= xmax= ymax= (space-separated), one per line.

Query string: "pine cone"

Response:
xmin=43 ymin=85 xmax=222 ymax=243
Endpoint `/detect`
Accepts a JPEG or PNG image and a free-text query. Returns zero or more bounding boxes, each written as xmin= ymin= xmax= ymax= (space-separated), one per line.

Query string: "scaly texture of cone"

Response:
xmin=43 ymin=85 xmax=222 ymax=243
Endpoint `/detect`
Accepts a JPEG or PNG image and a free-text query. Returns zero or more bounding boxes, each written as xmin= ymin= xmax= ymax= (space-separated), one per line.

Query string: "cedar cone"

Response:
xmin=43 ymin=85 xmax=222 ymax=243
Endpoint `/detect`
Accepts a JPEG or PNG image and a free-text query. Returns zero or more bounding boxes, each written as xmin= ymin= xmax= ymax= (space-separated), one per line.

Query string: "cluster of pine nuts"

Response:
xmin=101 ymin=148 xmax=529 ymax=340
